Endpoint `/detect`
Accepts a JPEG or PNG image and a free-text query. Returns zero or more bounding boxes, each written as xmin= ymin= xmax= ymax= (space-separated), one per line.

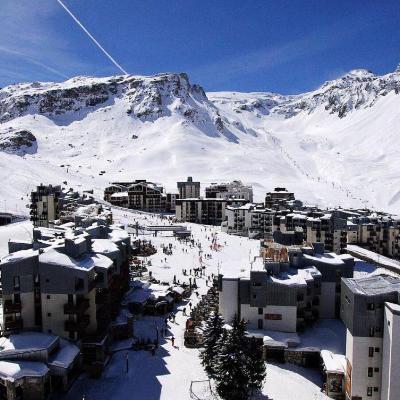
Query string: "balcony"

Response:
xmin=3 ymin=301 xmax=22 ymax=314
xmin=65 ymin=315 xmax=90 ymax=332
xmin=64 ymin=299 xmax=90 ymax=314
xmin=4 ymin=318 xmax=23 ymax=331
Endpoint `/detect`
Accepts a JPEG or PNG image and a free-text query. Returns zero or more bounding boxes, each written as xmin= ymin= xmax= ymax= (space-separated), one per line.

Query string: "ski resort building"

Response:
xmin=219 ymin=242 xmax=354 ymax=332
xmin=0 ymin=331 xmax=80 ymax=399
xmin=105 ymin=180 xmax=178 ymax=212
xmin=265 ymin=187 xmax=301 ymax=210
xmin=0 ymin=221 xmax=132 ymax=376
xmin=30 ymin=184 xmax=62 ymax=228
xmin=341 ymin=274 xmax=400 ymax=400
xmin=205 ymin=180 xmax=254 ymax=202
xmin=177 ymin=176 xmax=200 ymax=199
xmin=0 ymin=213 xmax=13 ymax=226
xmin=221 ymin=204 xmax=274 ymax=238
xmin=175 ymin=198 xmax=248 ymax=225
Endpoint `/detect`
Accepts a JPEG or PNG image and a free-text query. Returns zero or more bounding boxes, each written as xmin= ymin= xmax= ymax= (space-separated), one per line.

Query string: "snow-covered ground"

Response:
xmin=1 ymin=68 xmax=400 ymax=217
xmin=0 ymin=220 xmax=33 ymax=258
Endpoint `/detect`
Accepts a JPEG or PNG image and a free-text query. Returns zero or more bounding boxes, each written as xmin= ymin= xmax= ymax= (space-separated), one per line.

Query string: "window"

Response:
xmin=374 ymin=387 xmax=379 ymax=392
xmin=368 ymin=367 xmax=373 ymax=377
xmin=388 ymin=320 xmax=391 ymax=326
xmin=13 ymin=276 xmax=20 ymax=290
xmin=265 ymin=313 xmax=282 ymax=320
xmin=367 ymin=303 xmax=375 ymax=310
xmin=369 ymin=327 xmax=375 ymax=337
xmin=252 ymin=282 xmax=262 ymax=287
xmin=253 ymin=294 xmax=257 ymax=299
xmin=367 ymin=387 xmax=372 ymax=397
xmin=47 ymin=312 xmax=51 ymax=317
xmin=374 ymin=347 xmax=380 ymax=353
xmin=368 ymin=347 xmax=374 ymax=357
xmin=14 ymin=293 xmax=21 ymax=303
xmin=46 ymin=295 xmax=51 ymax=300
xmin=374 ymin=367 xmax=379 ymax=372
xmin=258 ymin=308 xmax=263 ymax=315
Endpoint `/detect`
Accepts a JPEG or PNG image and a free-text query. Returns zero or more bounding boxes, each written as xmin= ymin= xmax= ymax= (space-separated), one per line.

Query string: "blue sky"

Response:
xmin=0 ymin=0 xmax=399 ymax=93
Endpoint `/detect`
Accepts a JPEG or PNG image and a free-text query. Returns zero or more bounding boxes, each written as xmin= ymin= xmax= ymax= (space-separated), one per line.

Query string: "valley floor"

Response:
xmin=55 ymin=208 xmax=332 ymax=400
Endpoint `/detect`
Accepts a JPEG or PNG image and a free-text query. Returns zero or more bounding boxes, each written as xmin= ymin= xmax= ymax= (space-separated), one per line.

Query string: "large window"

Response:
xmin=265 ymin=314 xmax=282 ymax=320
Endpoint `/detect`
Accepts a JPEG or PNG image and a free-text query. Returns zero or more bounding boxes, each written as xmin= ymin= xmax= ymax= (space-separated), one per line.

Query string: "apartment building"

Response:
xmin=0 ymin=222 xmax=131 ymax=374
xmin=105 ymin=180 xmax=179 ymax=212
xmin=177 ymin=176 xmax=200 ymax=199
xmin=219 ymin=242 xmax=354 ymax=332
xmin=30 ymin=184 xmax=62 ymax=228
xmin=276 ymin=211 xmax=348 ymax=255
xmin=175 ymin=198 xmax=248 ymax=226
xmin=205 ymin=180 xmax=253 ymax=202
xmin=341 ymin=275 xmax=400 ymax=400
xmin=221 ymin=204 xmax=274 ymax=238
xmin=265 ymin=187 xmax=301 ymax=210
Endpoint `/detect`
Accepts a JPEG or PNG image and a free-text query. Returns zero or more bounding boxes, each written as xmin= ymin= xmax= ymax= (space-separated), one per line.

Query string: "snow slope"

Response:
xmin=0 ymin=67 xmax=399 ymax=214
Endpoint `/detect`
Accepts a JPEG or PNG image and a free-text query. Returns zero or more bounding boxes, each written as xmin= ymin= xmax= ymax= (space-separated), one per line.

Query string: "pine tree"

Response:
xmin=245 ymin=336 xmax=266 ymax=397
xmin=200 ymin=311 xmax=224 ymax=376
xmin=215 ymin=315 xmax=249 ymax=400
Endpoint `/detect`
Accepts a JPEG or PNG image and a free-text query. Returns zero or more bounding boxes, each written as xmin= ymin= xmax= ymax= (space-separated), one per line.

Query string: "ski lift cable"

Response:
xmin=56 ymin=0 xmax=128 ymax=75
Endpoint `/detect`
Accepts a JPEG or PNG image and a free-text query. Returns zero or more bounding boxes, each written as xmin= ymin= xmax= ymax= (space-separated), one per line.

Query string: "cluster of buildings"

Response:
xmin=104 ymin=178 xmax=400 ymax=261
xmin=219 ymin=234 xmax=400 ymax=400
xmin=219 ymin=242 xmax=354 ymax=334
xmin=30 ymin=184 xmax=111 ymax=229
xmin=346 ymin=211 xmax=400 ymax=259
xmin=0 ymin=186 xmax=133 ymax=398
xmin=104 ymin=180 xmax=179 ymax=212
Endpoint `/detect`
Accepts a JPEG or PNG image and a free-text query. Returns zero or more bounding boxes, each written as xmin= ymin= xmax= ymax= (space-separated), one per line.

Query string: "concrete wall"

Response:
xmin=41 ymin=293 xmax=68 ymax=337
xmin=320 ymin=282 xmax=336 ymax=318
xmin=241 ymin=304 xmax=297 ymax=332
xmin=381 ymin=303 xmax=400 ymax=400
xmin=346 ymin=329 xmax=382 ymax=400
xmin=219 ymin=278 xmax=239 ymax=324
xmin=20 ymin=292 xmax=36 ymax=329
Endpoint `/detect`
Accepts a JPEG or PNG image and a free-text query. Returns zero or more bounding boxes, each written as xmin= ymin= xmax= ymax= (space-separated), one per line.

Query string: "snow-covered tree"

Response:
xmin=200 ymin=311 xmax=224 ymax=375
xmin=245 ymin=336 xmax=266 ymax=396
xmin=215 ymin=315 xmax=249 ymax=400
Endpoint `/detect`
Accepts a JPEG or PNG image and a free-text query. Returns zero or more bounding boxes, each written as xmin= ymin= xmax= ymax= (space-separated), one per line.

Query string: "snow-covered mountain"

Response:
xmin=0 ymin=66 xmax=399 ymax=214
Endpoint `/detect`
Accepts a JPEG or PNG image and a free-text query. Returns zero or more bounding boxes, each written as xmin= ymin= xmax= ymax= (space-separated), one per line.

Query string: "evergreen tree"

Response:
xmin=215 ymin=315 xmax=249 ymax=400
xmin=200 ymin=311 xmax=224 ymax=375
xmin=245 ymin=336 xmax=266 ymax=396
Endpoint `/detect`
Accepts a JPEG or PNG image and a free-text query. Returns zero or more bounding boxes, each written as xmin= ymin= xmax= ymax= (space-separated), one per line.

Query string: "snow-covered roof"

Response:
xmin=320 ymin=350 xmax=346 ymax=374
xmin=1 ymin=248 xmax=38 ymax=263
xmin=302 ymin=252 xmax=345 ymax=266
xmin=0 ymin=332 xmax=59 ymax=358
xmin=48 ymin=339 xmax=80 ymax=370
xmin=92 ymin=239 xmax=119 ymax=254
xmin=0 ymin=361 xmax=49 ymax=382
xmin=111 ymin=192 xmax=129 ymax=198
xmin=39 ymin=247 xmax=103 ymax=271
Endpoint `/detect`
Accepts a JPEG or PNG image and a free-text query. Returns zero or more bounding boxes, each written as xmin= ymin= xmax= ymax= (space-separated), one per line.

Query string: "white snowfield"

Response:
xmin=0 ymin=67 xmax=399 ymax=216
xmin=52 ymin=208 xmax=330 ymax=400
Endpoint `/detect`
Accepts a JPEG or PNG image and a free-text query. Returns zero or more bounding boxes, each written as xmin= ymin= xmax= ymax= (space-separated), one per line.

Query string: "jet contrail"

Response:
xmin=57 ymin=0 xmax=128 ymax=75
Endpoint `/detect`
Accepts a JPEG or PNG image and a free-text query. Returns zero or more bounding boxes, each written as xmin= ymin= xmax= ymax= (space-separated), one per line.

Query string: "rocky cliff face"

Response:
xmin=0 ymin=127 xmax=37 ymax=155
xmin=274 ymin=68 xmax=400 ymax=118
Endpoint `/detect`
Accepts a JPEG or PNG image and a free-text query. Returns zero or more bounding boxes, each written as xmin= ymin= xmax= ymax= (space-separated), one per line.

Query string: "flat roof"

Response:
xmin=343 ymin=274 xmax=400 ymax=296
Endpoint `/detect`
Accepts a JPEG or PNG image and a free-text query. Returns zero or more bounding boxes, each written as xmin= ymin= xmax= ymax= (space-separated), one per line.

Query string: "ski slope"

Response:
xmin=0 ymin=68 xmax=399 ymax=215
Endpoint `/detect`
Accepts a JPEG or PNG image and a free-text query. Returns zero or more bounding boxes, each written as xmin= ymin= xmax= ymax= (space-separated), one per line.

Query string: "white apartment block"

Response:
xmin=341 ymin=275 xmax=400 ymax=400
